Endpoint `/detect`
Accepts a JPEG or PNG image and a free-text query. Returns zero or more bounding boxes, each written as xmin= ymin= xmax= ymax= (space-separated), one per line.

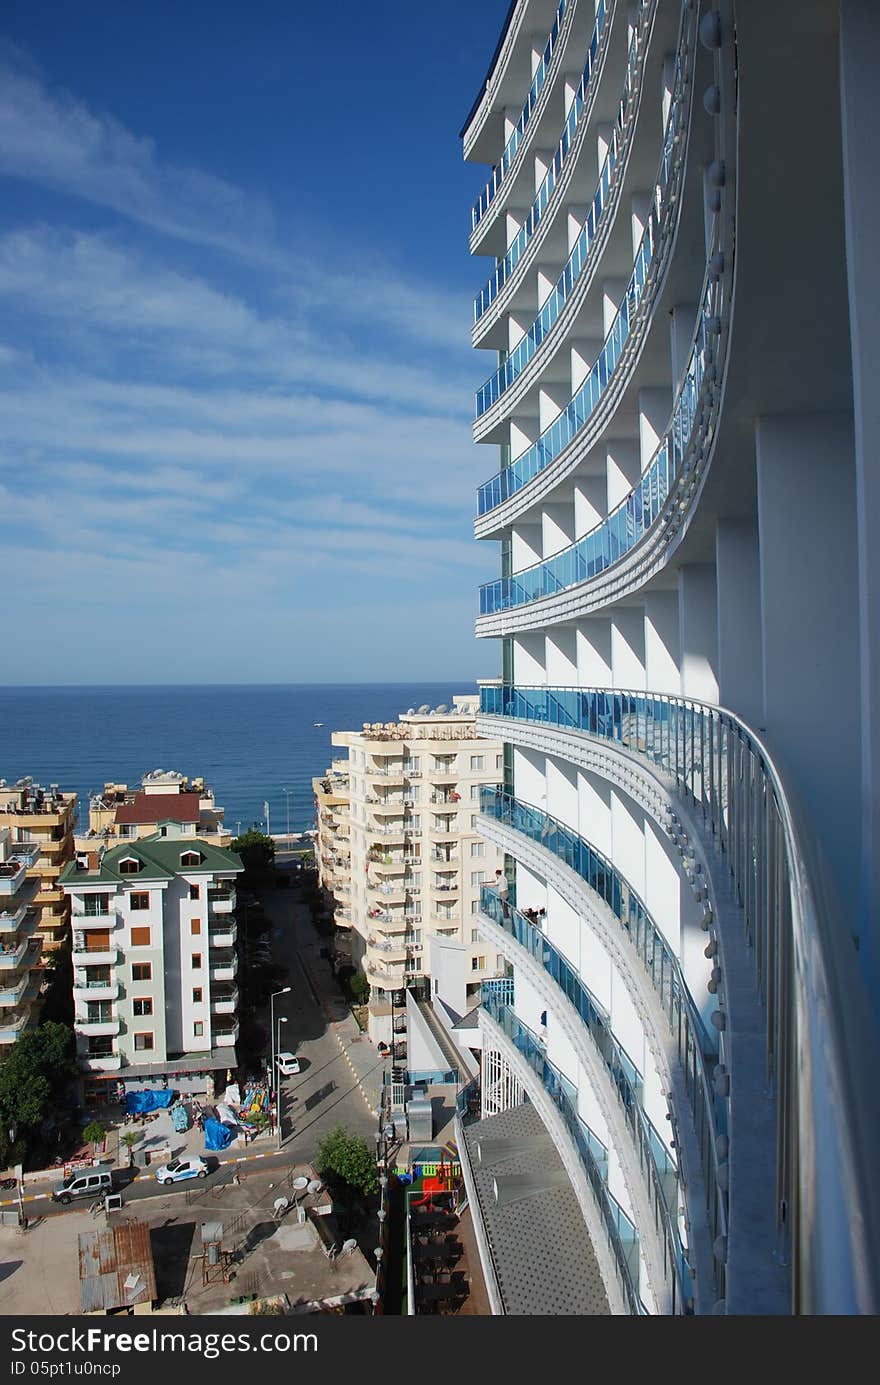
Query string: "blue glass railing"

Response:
xmin=471 ymin=0 xmax=568 ymax=234
xmin=479 ymin=885 xmax=690 ymax=1307
xmin=479 ymin=782 xmax=727 ymax=1286
xmin=473 ymin=0 xmax=613 ymax=325
xmin=478 ymin=272 xmax=719 ymax=612
xmin=475 ymin=8 xmax=655 ymax=415
xmin=476 ymin=1 xmax=695 ymax=512
xmin=480 ymin=985 xmax=642 ymax=1312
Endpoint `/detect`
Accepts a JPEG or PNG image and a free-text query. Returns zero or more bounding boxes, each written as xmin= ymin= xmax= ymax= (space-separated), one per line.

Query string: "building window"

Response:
xmin=470 ymin=755 xmax=484 ymax=771
xmin=133 ymin=998 xmax=153 ymax=1017
xmin=470 ymin=784 xmax=480 ymax=802
xmin=83 ymin=897 xmax=109 ymax=918
xmin=470 ymin=841 xmax=484 ymax=858
xmin=194 ymin=1021 xmax=204 ymax=1038
xmin=471 ymin=900 xmax=480 ymax=915
xmin=118 ymin=858 xmax=141 ymax=874
xmin=471 ymin=956 xmax=485 ymax=971
xmin=470 ymin=871 xmax=485 ymax=887
xmin=192 ymin=953 xmax=202 ymax=969
xmin=132 ymin=963 xmax=152 ymax=982
xmin=189 ymin=884 xmax=200 ymax=900
xmin=192 ymin=988 xmax=203 ymax=1003
xmin=495 ymin=755 xmax=502 ymax=769
xmin=190 ymin=919 xmax=201 ymax=935
xmin=133 ymin=1033 xmax=154 ymax=1051
xmin=496 ymin=955 xmax=505 ymax=972
xmin=130 ymin=892 xmax=149 ymax=910
xmin=180 ymin=851 xmax=202 ymax=867
xmin=130 ymin=927 xmax=151 ymax=947
xmin=471 ymin=929 xmax=479 ymax=942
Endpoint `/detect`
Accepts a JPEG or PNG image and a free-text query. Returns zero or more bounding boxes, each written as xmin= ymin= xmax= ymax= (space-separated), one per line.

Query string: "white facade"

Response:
xmin=61 ymin=837 xmax=242 ymax=1099
xmin=462 ymin=0 xmax=880 ymax=1316
xmin=317 ymin=696 xmax=506 ymax=1058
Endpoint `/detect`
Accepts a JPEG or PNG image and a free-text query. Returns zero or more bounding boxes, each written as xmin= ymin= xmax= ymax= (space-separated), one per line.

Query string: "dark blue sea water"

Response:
xmin=0 ymin=684 xmax=473 ymax=836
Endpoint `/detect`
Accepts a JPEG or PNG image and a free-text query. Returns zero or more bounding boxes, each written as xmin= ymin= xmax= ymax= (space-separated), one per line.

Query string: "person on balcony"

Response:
xmin=493 ymin=869 xmax=509 ymax=918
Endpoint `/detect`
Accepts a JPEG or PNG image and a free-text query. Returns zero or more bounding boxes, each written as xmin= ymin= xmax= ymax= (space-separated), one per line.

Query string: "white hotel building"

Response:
xmin=458 ymin=0 xmax=880 ymax=1315
xmin=60 ymin=837 xmax=242 ymax=1105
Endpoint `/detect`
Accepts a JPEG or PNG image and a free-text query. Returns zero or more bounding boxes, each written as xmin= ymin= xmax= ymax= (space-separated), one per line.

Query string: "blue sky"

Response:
xmin=0 ymin=0 xmax=508 ymax=684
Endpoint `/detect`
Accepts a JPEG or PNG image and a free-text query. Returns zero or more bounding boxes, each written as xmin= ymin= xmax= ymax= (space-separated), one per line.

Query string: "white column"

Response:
xmin=536 ymin=262 xmax=564 ymax=308
xmin=756 ymin=412 xmax=861 ymax=933
xmin=573 ymin=469 xmax=606 ymax=535
xmin=715 ymin=518 xmax=762 ymax=724
xmin=644 ymin=591 xmax=680 ymax=693
xmin=546 ymin=627 xmax=578 ymax=685
xmin=678 ymin=564 xmax=718 ymax=703
xmin=509 ymin=413 xmax=537 ymax=457
xmin=533 ymin=150 xmax=555 ymax=194
xmin=610 ymin=608 xmax=645 ymax=691
xmin=605 ymin=438 xmax=640 ymax=510
xmin=567 ymin=206 xmax=589 ymax=254
xmin=508 ymin=309 xmax=532 ymax=351
xmin=661 ymin=55 xmax=676 ymax=129
xmin=542 ymin=502 xmax=573 ymax=557
xmin=638 ymin=388 xmax=672 ymax=472
xmin=576 ymin=619 xmax=612 ymax=686
xmin=840 ymin=0 xmax=880 ymax=996
xmin=669 ymin=304 xmax=697 ymax=386
xmin=511 ymin=522 xmax=542 ymax=570
xmin=505 ymin=208 xmax=527 ymax=250
xmin=602 ymin=280 xmax=627 ymax=337
xmin=631 ymin=192 xmax=651 ymax=258
xmin=571 ymin=338 xmax=601 ymax=394
xmin=596 ymin=123 xmax=614 ymax=174
xmin=512 ymin=635 xmax=546 ymax=686
xmin=538 ymin=381 xmax=567 ymax=434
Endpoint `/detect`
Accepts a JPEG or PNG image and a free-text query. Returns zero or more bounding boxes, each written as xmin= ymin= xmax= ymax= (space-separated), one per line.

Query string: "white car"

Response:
xmin=276 ymin=1051 xmax=301 ymax=1076
xmin=153 ymin=1156 xmax=209 ymax=1185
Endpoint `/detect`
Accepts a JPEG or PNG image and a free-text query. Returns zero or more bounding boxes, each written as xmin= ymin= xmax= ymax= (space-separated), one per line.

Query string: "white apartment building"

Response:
xmin=319 ymin=697 xmax=506 ymax=1065
xmin=60 ymin=836 xmax=242 ymax=1105
xmin=0 ymin=778 xmax=77 ymax=955
xmin=459 ymin=0 xmax=880 ymax=1316
xmin=0 ymin=827 xmax=42 ymax=1050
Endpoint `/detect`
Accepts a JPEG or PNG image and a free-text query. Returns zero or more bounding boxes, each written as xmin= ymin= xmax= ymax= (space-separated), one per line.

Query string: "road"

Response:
xmin=9 ymin=881 xmax=383 ymax=1220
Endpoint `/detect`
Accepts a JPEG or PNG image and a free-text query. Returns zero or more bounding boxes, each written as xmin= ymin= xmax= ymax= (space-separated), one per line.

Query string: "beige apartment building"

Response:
xmin=0 ymin=779 xmax=77 ymax=955
xmin=0 ymin=826 xmax=42 ymax=1050
xmin=78 ymin=769 xmax=231 ymax=849
xmin=315 ymin=695 xmax=506 ymax=1059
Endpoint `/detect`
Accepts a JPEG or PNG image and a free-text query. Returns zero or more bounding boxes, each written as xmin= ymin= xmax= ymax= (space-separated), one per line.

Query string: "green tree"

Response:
xmin=0 ymin=1022 xmax=76 ymax=1166
xmin=348 ymin=972 xmax=370 ymax=1004
xmin=82 ymin=1120 xmax=106 ymax=1153
xmin=120 ymin=1131 xmax=140 ymax=1166
xmin=231 ymin=830 xmax=275 ymax=881
xmin=315 ymin=1125 xmax=379 ymax=1200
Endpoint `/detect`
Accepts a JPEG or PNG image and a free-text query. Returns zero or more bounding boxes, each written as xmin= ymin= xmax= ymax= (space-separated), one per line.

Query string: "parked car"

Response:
xmin=153 ymin=1156 xmax=209 ymax=1185
xmin=276 ymin=1051 xmax=301 ymax=1076
xmin=52 ymin=1169 xmax=114 ymax=1205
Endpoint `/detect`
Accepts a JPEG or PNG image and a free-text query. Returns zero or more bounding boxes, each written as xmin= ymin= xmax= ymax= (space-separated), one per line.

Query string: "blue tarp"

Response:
xmin=124 ymin=1089 xmax=176 ymax=1114
xmin=204 ymin=1118 xmax=234 ymax=1151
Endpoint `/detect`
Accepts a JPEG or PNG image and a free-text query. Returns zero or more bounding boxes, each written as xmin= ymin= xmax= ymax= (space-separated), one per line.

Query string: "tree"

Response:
xmin=231 ymin=830 xmax=275 ymax=881
xmin=348 ymin=972 xmax=370 ymax=1005
xmin=0 ymin=1022 xmax=76 ymax=1166
xmin=315 ymin=1125 xmax=379 ymax=1200
xmin=82 ymin=1121 xmax=106 ymax=1154
xmin=120 ymin=1131 xmax=140 ymax=1166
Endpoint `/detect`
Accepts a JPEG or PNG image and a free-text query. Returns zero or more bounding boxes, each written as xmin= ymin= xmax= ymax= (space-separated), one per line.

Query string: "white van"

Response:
xmin=52 ymin=1169 xmax=114 ymax=1205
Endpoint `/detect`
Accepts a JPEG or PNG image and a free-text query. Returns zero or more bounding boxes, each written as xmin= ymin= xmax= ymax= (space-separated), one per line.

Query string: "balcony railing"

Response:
xmin=471 ymin=0 xmax=569 ymax=232
xmin=480 ymin=885 xmax=688 ymax=1309
xmin=478 ymin=267 xmax=720 ymax=614
xmin=476 ymin=0 xmax=696 ymax=511
xmin=480 ymin=684 xmax=880 ymax=1311
xmin=481 ymin=987 xmax=642 ymax=1313
xmin=475 ymin=2 xmax=652 ymax=414
xmin=474 ymin=0 xmax=612 ymax=323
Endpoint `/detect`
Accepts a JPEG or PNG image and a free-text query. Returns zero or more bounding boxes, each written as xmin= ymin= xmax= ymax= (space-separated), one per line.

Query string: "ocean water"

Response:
xmin=0 ymin=683 xmax=474 ymax=836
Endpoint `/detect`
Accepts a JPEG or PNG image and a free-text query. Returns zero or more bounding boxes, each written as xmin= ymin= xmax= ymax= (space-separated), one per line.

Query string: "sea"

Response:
xmin=0 ymin=683 xmax=475 ymax=837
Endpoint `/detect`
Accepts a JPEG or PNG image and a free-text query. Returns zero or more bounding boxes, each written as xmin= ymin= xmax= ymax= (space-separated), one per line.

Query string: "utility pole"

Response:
xmin=263 ymin=800 xmax=270 ymax=837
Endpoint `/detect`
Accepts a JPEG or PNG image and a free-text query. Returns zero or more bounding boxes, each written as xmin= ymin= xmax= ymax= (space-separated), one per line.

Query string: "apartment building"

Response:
xmin=459 ymin=0 xmax=880 ymax=1315
xmin=0 ymin=778 xmax=76 ymax=955
xmin=313 ymin=766 xmax=353 ymax=959
xmin=60 ymin=836 xmax=242 ymax=1104
xmin=0 ymin=827 xmax=42 ymax=1050
xmin=78 ymin=769 xmax=231 ymax=849
xmin=319 ymin=697 xmax=506 ymax=1058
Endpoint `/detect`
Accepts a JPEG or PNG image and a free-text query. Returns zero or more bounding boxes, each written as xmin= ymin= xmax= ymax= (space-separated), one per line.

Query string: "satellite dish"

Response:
xmin=435 ymin=705 xmax=448 ymax=713
xmin=407 ymin=708 xmax=415 ymax=716
xmin=417 ymin=705 xmax=430 ymax=714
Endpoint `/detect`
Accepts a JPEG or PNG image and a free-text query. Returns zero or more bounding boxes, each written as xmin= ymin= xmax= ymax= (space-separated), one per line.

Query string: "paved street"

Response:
xmin=4 ymin=880 xmax=385 ymax=1221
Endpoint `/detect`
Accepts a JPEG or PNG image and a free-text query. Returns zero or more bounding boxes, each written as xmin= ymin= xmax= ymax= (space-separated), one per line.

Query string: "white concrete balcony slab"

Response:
xmin=207 ymin=894 xmax=234 ymax=913
xmin=214 ymin=1021 xmax=239 ymax=1046
xmin=72 ymin=945 xmax=117 ymax=968
xmin=75 ymin=1018 xmax=121 ymax=1037
xmin=73 ymin=977 xmax=119 ymax=1002
xmin=70 ymin=911 xmax=117 ymax=928
xmin=211 ymin=987 xmax=239 ymax=1015
xmin=210 ymin=954 xmax=238 ymax=982
xmin=208 ymin=920 xmax=237 ymax=947
xmin=0 ymin=861 xmax=28 ymax=896
xmin=80 ymin=1052 xmax=123 ymax=1072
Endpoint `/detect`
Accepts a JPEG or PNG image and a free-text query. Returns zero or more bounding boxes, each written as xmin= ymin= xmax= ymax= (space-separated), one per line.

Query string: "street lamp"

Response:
xmin=283 ymin=789 xmax=292 ymax=842
xmin=269 ymin=986 xmax=291 ymax=1105
xmin=276 ymin=1016 xmax=288 ymax=1150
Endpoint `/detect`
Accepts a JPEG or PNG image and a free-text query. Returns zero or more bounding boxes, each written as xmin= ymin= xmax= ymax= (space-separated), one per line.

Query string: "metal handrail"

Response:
xmin=480 ymin=683 xmax=880 ymax=1311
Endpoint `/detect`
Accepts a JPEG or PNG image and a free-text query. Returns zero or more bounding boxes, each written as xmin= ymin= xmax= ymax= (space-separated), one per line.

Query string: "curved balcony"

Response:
xmin=479 ymin=685 xmax=880 ymax=1312
xmin=475 ymin=0 xmax=697 ymax=516
xmin=474 ymin=0 xmax=614 ymax=329
xmin=478 ymin=262 xmax=722 ymax=625
xmin=471 ymin=0 xmax=570 ymax=235
xmin=479 ymin=885 xmax=689 ymax=1308
xmin=475 ymin=1 xmax=652 ymax=409
xmin=480 ymin=989 xmax=642 ymax=1313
